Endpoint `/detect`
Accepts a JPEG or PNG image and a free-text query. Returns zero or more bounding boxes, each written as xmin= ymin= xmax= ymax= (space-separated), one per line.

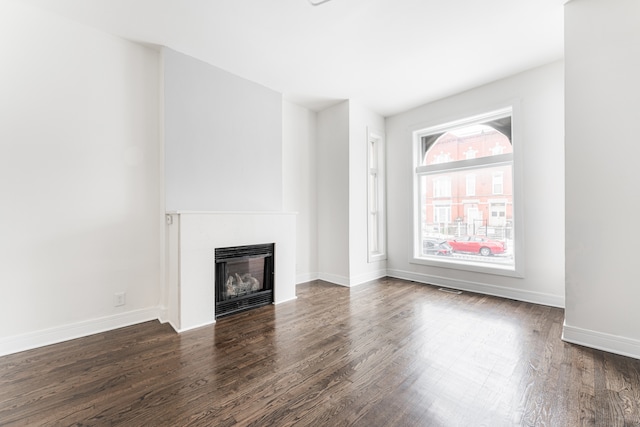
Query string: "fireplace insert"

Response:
xmin=214 ymin=243 xmax=274 ymax=318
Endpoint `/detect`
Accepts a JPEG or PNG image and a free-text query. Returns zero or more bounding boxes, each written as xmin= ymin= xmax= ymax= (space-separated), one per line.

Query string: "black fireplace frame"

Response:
xmin=214 ymin=243 xmax=274 ymax=319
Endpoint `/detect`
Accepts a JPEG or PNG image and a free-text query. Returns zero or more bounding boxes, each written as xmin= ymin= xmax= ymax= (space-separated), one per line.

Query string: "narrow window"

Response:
xmin=492 ymin=172 xmax=504 ymax=195
xmin=466 ymin=174 xmax=476 ymax=196
xmin=368 ymin=130 xmax=386 ymax=262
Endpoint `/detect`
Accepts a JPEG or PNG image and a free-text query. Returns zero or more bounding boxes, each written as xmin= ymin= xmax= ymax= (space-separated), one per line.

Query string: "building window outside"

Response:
xmin=466 ymin=174 xmax=476 ymax=196
xmin=489 ymin=201 xmax=507 ymax=226
xmin=412 ymin=107 xmax=516 ymax=273
xmin=492 ymin=172 xmax=504 ymax=195
xmin=435 ymin=152 xmax=451 ymax=164
xmin=465 ymin=148 xmax=477 ymax=159
xmin=491 ymin=143 xmax=505 ymax=155
xmin=434 ymin=204 xmax=451 ymax=225
xmin=433 ymin=177 xmax=452 ymax=198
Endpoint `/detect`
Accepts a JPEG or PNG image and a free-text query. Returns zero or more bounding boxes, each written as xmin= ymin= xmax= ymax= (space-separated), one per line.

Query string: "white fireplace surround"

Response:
xmin=165 ymin=211 xmax=297 ymax=332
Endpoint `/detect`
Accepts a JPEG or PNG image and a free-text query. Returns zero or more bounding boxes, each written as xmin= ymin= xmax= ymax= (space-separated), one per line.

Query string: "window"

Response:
xmin=412 ymin=107 xmax=518 ymax=274
xmin=465 ymin=148 xmax=477 ymax=159
xmin=433 ymin=177 xmax=452 ymax=198
xmin=492 ymin=172 xmax=504 ymax=195
xmin=491 ymin=143 xmax=505 ymax=155
xmin=466 ymin=174 xmax=476 ymax=196
xmin=367 ymin=129 xmax=386 ymax=262
xmin=434 ymin=204 xmax=451 ymax=224
xmin=434 ymin=152 xmax=451 ymax=164
xmin=489 ymin=201 xmax=507 ymax=226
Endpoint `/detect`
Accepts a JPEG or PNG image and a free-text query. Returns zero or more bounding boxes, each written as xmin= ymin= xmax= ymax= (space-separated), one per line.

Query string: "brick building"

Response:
xmin=422 ymin=126 xmax=513 ymax=237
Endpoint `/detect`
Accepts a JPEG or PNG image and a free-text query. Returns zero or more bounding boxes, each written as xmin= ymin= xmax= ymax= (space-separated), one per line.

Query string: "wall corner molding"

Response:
xmin=296 ymin=273 xmax=320 ymax=285
xmin=562 ymin=322 xmax=640 ymax=360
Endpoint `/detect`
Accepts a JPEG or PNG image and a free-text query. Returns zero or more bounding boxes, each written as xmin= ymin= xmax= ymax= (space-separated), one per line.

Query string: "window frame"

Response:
xmin=367 ymin=128 xmax=387 ymax=262
xmin=410 ymin=105 xmax=524 ymax=277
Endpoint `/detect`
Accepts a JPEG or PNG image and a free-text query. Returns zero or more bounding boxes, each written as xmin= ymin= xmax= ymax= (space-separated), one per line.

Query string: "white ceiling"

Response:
xmin=23 ymin=0 xmax=565 ymax=117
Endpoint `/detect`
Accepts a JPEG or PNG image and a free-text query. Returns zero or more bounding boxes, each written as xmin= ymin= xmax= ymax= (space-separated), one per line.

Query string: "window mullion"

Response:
xmin=416 ymin=153 xmax=513 ymax=175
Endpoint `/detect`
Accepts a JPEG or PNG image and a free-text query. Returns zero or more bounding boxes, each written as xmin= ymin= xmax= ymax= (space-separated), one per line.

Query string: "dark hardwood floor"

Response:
xmin=2 ymin=278 xmax=640 ymax=426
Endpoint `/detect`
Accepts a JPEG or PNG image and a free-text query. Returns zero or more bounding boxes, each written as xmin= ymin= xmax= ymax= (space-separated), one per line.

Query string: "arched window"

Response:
xmin=412 ymin=107 xmax=517 ymax=274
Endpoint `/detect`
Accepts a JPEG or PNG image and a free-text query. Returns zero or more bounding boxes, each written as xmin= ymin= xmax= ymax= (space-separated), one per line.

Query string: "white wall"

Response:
xmin=282 ymin=101 xmax=318 ymax=283
xmin=163 ymin=48 xmax=283 ymax=212
xmin=348 ymin=101 xmax=387 ymax=284
xmin=563 ymin=0 xmax=640 ymax=358
xmin=317 ymin=102 xmax=350 ymax=283
xmin=316 ymin=100 xmax=387 ymax=286
xmin=0 ymin=2 xmax=161 ymax=355
xmin=385 ymin=61 xmax=565 ymax=306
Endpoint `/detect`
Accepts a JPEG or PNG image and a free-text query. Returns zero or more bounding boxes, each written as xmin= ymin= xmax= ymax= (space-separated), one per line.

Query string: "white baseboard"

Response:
xmin=157 ymin=307 xmax=169 ymax=324
xmin=174 ymin=319 xmax=215 ymax=333
xmin=160 ymin=318 xmax=181 ymax=334
xmin=274 ymin=296 xmax=298 ymax=305
xmin=296 ymin=272 xmax=319 ymax=284
xmin=386 ymin=268 xmax=565 ymax=308
xmin=0 ymin=271 xmax=569 ymax=357
xmin=317 ymin=270 xmax=387 ymax=288
xmin=562 ymin=322 xmax=640 ymax=360
xmin=317 ymin=272 xmax=351 ymax=287
xmin=348 ymin=269 xmax=388 ymax=287
xmin=0 ymin=307 xmax=161 ymax=357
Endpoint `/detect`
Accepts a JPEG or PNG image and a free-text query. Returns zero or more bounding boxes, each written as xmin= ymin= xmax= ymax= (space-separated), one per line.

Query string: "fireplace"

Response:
xmin=215 ymin=243 xmax=274 ymax=318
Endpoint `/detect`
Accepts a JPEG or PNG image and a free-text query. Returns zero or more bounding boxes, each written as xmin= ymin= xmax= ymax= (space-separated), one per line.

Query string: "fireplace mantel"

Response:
xmin=164 ymin=211 xmax=297 ymax=332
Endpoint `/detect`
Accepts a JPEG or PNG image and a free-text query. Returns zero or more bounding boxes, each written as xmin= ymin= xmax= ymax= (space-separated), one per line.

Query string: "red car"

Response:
xmin=447 ymin=236 xmax=506 ymax=256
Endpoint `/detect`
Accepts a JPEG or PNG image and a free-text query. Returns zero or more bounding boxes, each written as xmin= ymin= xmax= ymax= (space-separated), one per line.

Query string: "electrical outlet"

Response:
xmin=114 ymin=292 xmax=126 ymax=307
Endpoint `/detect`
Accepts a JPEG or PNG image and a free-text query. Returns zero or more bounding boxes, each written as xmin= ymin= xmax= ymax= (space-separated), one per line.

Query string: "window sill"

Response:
xmin=410 ymin=255 xmax=523 ymax=278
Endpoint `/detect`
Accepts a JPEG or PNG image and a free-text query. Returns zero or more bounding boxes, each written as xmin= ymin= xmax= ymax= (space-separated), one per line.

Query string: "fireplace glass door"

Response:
xmin=215 ymin=244 xmax=274 ymax=318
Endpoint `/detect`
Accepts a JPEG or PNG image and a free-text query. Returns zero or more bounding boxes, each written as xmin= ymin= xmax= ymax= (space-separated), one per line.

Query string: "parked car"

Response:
xmin=447 ymin=236 xmax=506 ymax=256
xmin=422 ymin=238 xmax=453 ymax=256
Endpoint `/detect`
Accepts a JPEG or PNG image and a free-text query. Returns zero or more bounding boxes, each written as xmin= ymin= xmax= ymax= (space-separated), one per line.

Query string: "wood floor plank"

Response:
xmin=2 ymin=278 xmax=640 ymax=426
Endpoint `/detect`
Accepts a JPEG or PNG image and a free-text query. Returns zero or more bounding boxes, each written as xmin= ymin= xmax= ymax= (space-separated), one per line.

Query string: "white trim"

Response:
xmin=160 ymin=318 xmax=181 ymax=334
xmin=0 ymin=307 xmax=162 ymax=357
xmin=410 ymin=101 xmax=524 ymax=278
xmin=167 ymin=210 xmax=298 ymax=216
xmin=562 ymin=322 xmax=640 ymax=360
xmin=318 ymin=270 xmax=387 ymax=287
xmin=274 ymin=296 xmax=298 ymax=305
xmin=386 ymin=268 xmax=564 ymax=308
xmin=158 ymin=306 xmax=168 ymax=324
xmin=159 ymin=50 xmax=168 ymax=339
xmin=349 ymin=269 xmax=387 ymax=287
xmin=414 ymin=107 xmax=512 ymax=138
xmin=416 ymin=153 xmax=513 ymax=175
xmin=2 ymin=269 xmax=572 ymax=356
xmin=409 ymin=255 xmax=522 ymax=278
xmin=510 ymin=99 xmax=526 ymax=277
xmin=367 ymin=128 xmax=387 ymax=263
xmin=173 ymin=319 xmax=215 ymax=333
xmin=317 ymin=272 xmax=351 ymax=287
xmin=296 ymin=272 xmax=320 ymax=284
